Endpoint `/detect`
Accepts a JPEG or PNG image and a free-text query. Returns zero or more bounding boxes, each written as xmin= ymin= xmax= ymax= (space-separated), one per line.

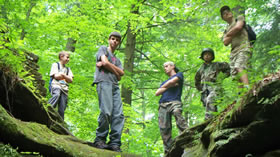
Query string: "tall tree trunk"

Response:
xmin=121 ymin=4 xmax=139 ymax=151
xmin=121 ymin=22 xmax=137 ymax=105
xmin=66 ymin=38 xmax=77 ymax=52
xmin=20 ymin=1 xmax=36 ymax=40
xmin=121 ymin=4 xmax=139 ymax=105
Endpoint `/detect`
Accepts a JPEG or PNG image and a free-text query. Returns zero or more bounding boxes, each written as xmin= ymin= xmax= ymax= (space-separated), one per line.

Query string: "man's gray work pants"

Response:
xmin=94 ymin=81 xmax=125 ymax=147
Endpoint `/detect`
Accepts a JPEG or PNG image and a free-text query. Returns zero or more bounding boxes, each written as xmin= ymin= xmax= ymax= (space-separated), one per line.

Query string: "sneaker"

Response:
xmin=92 ymin=141 xmax=109 ymax=149
xmin=108 ymin=145 xmax=122 ymax=152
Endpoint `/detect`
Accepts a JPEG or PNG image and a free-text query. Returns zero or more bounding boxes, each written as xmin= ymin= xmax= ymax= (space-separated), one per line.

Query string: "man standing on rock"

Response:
xmin=220 ymin=5 xmax=252 ymax=88
xmin=155 ymin=61 xmax=188 ymax=154
xmin=195 ymin=48 xmax=230 ymax=120
xmin=92 ymin=32 xmax=125 ymax=152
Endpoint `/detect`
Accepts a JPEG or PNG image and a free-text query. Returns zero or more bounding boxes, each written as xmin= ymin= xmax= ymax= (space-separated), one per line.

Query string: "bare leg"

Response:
xmin=237 ymin=68 xmax=249 ymax=86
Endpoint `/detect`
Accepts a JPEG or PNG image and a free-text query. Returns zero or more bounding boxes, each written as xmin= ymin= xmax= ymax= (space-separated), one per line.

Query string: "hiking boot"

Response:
xmin=93 ymin=141 xmax=109 ymax=149
xmin=108 ymin=145 xmax=122 ymax=152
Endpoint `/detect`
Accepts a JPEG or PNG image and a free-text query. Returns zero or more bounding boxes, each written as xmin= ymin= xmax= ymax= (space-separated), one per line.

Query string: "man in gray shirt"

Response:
xmin=92 ymin=32 xmax=124 ymax=152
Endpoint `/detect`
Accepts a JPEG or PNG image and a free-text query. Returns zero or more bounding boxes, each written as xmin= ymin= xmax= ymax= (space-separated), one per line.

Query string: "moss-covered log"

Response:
xmin=0 ymin=65 xmax=71 ymax=136
xmin=0 ymin=104 xmax=140 ymax=157
xmin=0 ymin=30 xmax=141 ymax=157
xmin=167 ymin=76 xmax=280 ymax=157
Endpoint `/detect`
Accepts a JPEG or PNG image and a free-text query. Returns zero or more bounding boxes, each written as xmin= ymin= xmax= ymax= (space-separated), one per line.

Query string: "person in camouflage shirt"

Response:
xmin=155 ymin=61 xmax=188 ymax=154
xmin=220 ymin=5 xmax=252 ymax=87
xmin=195 ymin=48 xmax=230 ymax=120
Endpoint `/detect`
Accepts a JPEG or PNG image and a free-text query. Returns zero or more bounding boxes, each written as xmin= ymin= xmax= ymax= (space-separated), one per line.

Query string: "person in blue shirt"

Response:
xmin=155 ymin=61 xmax=188 ymax=154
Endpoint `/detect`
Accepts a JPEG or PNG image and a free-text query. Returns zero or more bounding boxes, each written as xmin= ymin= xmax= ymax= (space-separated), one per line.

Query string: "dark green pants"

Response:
xmin=158 ymin=101 xmax=187 ymax=152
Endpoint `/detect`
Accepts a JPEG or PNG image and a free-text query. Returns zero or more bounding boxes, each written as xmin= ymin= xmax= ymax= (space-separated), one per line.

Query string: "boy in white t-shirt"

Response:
xmin=48 ymin=51 xmax=74 ymax=120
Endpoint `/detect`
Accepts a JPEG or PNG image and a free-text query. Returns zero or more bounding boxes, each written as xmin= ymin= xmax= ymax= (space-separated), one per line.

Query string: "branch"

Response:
xmin=133 ymin=70 xmax=160 ymax=73
xmin=135 ymin=48 xmax=161 ymax=69
xmin=150 ymin=45 xmax=169 ymax=59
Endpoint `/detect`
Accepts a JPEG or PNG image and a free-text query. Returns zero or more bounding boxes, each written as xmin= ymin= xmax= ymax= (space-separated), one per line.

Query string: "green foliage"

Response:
xmin=1 ymin=0 xmax=279 ymax=156
xmin=0 ymin=42 xmax=25 ymax=75
xmin=0 ymin=144 xmax=21 ymax=157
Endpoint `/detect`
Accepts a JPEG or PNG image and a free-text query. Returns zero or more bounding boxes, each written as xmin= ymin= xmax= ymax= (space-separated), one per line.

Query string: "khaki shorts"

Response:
xmin=230 ymin=50 xmax=251 ymax=76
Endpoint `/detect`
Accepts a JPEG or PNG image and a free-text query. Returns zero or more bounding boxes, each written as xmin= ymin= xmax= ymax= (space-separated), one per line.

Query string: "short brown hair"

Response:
xmin=220 ymin=6 xmax=231 ymax=18
xmin=58 ymin=51 xmax=70 ymax=60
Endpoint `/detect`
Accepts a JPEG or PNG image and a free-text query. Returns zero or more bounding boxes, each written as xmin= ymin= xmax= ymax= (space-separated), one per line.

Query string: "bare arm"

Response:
xmin=223 ymin=20 xmax=244 ymax=46
xmin=53 ymin=73 xmax=73 ymax=83
xmin=161 ymin=77 xmax=180 ymax=88
xmin=155 ymin=87 xmax=168 ymax=96
xmin=223 ymin=36 xmax=232 ymax=46
xmin=62 ymin=74 xmax=73 ymax=83
xmin=96 ymin=61 xmax=103 ymax=68
xmin=155 ymin=76 xmax=180 ymax=96
xmin=100 ymin=55 xmax=124 ymax=80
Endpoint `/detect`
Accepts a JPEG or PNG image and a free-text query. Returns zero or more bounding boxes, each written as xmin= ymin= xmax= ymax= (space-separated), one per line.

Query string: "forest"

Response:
xmin=0 ymin=0 xmax=280 ymax=157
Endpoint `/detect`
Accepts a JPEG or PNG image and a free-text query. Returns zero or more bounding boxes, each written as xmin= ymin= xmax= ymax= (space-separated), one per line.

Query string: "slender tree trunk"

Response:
xmin=66 ymin=38 xmax=77 ymax=52
xmin=20 ymin=1 xmax=36 ymax=40
xmin=121 ymin=4 xmax=139 ymax=151
xmin=121 ymin=3 xmax=139 ymax=105
xmin=141 ymin=90 xmax=146 ymax=129
xmin=121 ymin=22 xmax=137 ymax=105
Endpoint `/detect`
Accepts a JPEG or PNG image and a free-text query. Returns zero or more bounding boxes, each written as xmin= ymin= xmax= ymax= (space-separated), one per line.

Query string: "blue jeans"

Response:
xmin=48 ymin=87 xmax=68 ymax=119
xmin=94 ymin=81 xmax=125 ymax=147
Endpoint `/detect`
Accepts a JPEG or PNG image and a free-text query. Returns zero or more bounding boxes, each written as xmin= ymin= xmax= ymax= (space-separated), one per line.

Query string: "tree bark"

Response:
xmin=66 ymin=38 xmax=77 ymax=52
xmin=121 ymin=21 xmax=137 ymax=105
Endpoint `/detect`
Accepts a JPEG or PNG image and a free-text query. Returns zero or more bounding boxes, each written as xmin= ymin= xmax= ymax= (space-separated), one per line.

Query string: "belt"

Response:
xmin=159 ymin=101 xmax=181 ymax=108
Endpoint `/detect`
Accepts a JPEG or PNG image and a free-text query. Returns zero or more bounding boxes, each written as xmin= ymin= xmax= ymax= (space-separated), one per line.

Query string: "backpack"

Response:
xmin=48 ymin=62 xmax=69 ymax=93
xmin=236 ymin=19 xmax=257 ymax=45
xmin=245 ymin=23 xmax=256 ymax=45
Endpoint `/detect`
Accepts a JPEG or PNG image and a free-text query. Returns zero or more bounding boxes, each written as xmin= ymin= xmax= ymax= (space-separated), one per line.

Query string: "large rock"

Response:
xmin=0 ymin=49 xmax=69 ymax=135
xmin=167 ymin=73 xmax=280 ymax=157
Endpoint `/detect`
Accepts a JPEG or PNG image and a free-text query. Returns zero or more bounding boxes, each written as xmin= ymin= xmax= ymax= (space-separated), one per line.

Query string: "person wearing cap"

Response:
xmin=195 ymin=48 xmax=230 ymax=120
xmin=155 ymin=61 xmax=188 ymax=154
xmin=220 ymin=5 xmax=251 ymax=87
xmin=91 ymin=31 xmax=124 ymax=152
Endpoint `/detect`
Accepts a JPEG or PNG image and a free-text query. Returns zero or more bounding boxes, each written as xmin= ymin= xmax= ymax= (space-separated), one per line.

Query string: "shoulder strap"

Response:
xmin=57 ymin=62 xmax=69 ymax=75
xmin=56 ymin=62 xmax=60 ymax=70
xmin=50 ymin=62 xmax=60 ymax=79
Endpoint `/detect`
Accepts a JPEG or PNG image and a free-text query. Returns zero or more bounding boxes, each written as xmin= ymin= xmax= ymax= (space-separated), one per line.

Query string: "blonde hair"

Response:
xmin=163 ymin=61 xmax=179 ymax=72
xmin=163 ymin=61 xmax=175 ymax=67
xmin=58 ymin=51 xmax=70 ymax=60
